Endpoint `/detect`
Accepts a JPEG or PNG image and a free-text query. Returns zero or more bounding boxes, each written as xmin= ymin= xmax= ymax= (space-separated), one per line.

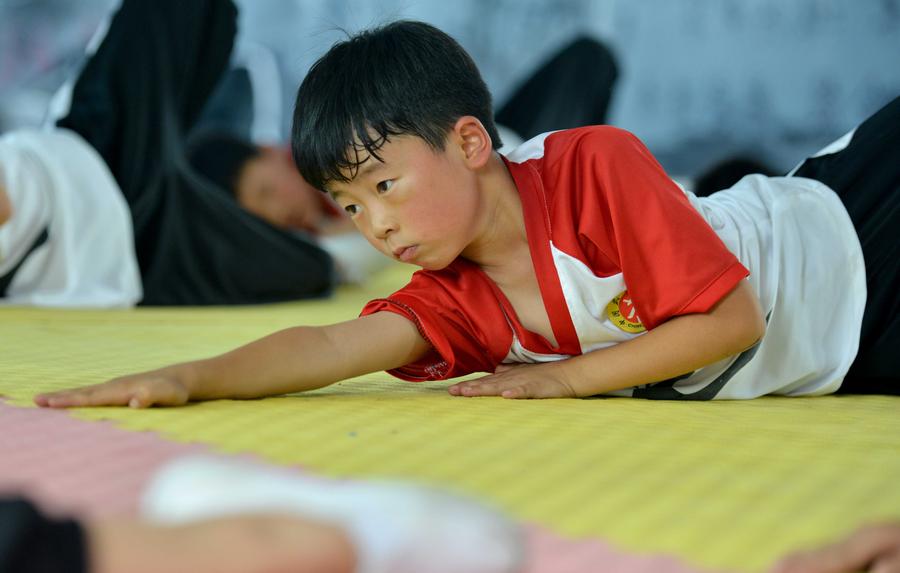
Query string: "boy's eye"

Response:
xmin=344 ymin=204 xmax=360 ymax=215
xmin=376 ymin=180 xmax=393 ymax=193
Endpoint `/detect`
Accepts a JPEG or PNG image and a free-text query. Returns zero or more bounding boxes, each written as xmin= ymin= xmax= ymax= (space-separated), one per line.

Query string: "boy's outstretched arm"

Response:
xmin=449 ymin=279 xmax=766 ymax=399
xmin=35 ymin=312 xmax=430 ymax=408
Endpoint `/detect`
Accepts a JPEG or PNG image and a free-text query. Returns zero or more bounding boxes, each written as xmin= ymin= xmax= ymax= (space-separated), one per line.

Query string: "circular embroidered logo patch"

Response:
xmin=606 ymin=291 xmax=646 ymax=333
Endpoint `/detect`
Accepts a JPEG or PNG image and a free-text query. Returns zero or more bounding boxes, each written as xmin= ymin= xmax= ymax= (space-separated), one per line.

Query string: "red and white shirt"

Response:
xmin=362 ymin=126 xmax=865 ymax=399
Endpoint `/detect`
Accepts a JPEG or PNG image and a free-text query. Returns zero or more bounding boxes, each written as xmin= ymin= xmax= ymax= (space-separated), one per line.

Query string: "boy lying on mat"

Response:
xmin=37 ymin=21 xmax=898 ymax=406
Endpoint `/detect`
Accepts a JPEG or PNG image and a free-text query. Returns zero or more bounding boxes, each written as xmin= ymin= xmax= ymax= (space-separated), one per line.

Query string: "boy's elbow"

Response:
xmin=745 ymin=310 xmax=766 ymax=348
xmin=737 ymin=295 xmax=767 ymax=350
xmin=719 ymin=280 xmax=766 ymax=351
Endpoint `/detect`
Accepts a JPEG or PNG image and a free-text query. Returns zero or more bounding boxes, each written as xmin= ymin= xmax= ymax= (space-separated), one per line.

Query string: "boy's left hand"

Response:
xmin=448 ymin=362 xmax=578 ymax=399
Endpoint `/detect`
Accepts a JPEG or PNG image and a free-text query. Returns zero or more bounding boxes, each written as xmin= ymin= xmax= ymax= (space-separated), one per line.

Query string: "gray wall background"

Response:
xmin=2 ymin=0 xmax=899 ymax=176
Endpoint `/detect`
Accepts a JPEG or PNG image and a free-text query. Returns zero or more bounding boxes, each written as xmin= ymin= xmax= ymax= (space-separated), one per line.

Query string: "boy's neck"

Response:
xmin=460 ymin=152 xmax=530 ymax=275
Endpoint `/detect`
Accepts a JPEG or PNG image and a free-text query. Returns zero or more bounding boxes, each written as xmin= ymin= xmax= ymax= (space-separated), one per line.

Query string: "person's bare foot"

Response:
xmin=0 ymin=183 xmax=12 ymax=227
xmin=771 ymin=523 xmax=900 ymax=573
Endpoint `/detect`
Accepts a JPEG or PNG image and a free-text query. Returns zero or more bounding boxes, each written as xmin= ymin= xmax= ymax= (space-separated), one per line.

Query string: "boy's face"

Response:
xmin=327 ymin=134 xmax=483 ymax=270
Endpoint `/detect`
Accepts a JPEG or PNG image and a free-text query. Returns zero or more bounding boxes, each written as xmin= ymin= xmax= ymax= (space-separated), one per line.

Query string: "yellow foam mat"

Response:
xmin=2 ymin=263 xmax=899 ymax=572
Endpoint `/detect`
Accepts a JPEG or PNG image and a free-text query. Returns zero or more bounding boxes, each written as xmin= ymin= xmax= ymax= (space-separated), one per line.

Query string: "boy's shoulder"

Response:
xmin=505 ymin=125 xmax=644 ymax=168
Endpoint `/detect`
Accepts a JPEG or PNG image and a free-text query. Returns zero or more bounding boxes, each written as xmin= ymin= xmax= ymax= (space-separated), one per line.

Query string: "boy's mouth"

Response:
xmin=393 ymin=245 xmax=418 ymax=262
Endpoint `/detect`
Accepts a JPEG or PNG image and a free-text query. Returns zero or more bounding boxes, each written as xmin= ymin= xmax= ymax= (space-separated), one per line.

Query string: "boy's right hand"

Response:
xmin=34 ymin=367 xmax=192 ymax=409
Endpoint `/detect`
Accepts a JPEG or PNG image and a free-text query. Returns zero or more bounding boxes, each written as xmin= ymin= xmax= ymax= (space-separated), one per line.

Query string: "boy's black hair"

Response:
xmin=187 ymin=131 xmax=261 ymax=197
xmin=291 ymin=20 xmax=502 ymax=191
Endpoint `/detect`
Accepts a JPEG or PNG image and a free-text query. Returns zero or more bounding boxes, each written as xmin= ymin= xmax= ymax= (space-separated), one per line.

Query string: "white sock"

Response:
xmin=140 ymin=456 xmax=523 ymax=573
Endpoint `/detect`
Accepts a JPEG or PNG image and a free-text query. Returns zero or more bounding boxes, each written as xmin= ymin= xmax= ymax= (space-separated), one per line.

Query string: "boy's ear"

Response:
xmin=452 ymin=116 xmax=492 ymax=169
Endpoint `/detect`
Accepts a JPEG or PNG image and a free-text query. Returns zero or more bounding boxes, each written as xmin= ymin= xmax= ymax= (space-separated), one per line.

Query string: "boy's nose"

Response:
xmin=370 ymin=208 xmax=397 ymax=239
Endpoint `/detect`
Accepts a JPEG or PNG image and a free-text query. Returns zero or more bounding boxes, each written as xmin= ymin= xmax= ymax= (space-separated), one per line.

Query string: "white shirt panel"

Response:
xmin=687 ymin=175 xmax=865 ymax=397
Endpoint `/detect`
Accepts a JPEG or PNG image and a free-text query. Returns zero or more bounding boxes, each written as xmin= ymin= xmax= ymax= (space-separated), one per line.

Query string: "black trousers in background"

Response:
xmin=0 ymin=499 xmax=86 ymax=573
xmin=792 ymin=95 xmax=900 ymax=392
xmin=58 ymin=0 xmax=334 ymax=305
xmin=496 ymin=37 xmax=618 ymax=141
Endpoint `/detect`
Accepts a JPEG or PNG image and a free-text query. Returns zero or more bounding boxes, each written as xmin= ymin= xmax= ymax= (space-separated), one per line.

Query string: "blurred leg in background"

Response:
xmin=58 ymin=0 xmax=334 ymax=305
xmin=496 ymin=37 xmax=619 ymax=142
xmin=0 ymin=455 xmax=522 ymax=573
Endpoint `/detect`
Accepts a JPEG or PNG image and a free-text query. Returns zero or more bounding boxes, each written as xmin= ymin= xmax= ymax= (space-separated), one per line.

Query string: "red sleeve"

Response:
xmin=359 ymin=262 xmax=513 ymax=381
xmin=546 ymin=127 xmax=748 ymax=329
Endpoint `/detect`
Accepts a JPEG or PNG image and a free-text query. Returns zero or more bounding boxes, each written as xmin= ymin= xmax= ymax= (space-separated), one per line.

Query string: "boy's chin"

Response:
xmin=413 ymin=257 xmax=454 ymax=272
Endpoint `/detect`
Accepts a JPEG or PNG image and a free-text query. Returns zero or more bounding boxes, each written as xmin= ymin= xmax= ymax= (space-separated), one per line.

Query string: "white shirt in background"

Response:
xmin=0 ymin=128 xmax=141 ymax=307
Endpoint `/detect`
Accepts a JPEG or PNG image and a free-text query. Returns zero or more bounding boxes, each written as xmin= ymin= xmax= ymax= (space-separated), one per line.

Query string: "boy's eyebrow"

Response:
xmin=328 ymin=156 xmax=388 ymax=200
xmin=356 ymin=157 xmax=386 ymax=180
